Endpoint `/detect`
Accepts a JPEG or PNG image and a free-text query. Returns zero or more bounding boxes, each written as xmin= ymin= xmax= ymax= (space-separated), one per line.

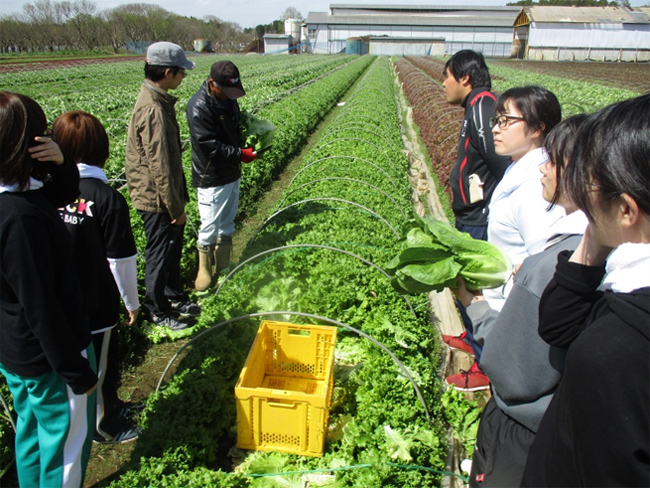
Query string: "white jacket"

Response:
xmin=485 ymin=147 xmax=565 ymax=311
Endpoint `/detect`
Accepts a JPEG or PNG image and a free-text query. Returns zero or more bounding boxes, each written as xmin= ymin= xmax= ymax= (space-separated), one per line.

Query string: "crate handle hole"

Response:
xmin=288 ymin=328 xmax=311 ymax=337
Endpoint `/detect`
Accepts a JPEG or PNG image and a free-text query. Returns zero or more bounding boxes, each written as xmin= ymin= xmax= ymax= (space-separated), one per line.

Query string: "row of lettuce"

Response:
xmin=109 ymin=57 xmax=453 ymax=487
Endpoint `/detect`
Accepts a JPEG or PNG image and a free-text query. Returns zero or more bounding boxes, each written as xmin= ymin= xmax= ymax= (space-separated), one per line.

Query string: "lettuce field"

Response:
xmin=0 ymin=54 xmax=646 ymax=487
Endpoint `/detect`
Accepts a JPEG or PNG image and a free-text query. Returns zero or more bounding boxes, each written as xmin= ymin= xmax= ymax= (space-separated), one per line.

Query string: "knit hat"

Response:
xmin=146 ymin=42 xmax=196 ymax=70
xmin=210 ymin=61 xmax=245 ymax=99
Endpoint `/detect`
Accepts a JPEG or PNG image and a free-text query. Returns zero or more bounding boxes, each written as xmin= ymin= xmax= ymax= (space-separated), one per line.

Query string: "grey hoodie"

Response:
xmin=468 ymin=233 xmax=583 ymax=432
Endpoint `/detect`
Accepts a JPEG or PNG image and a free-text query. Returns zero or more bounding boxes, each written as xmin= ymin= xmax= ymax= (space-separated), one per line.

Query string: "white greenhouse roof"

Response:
xmin=519 ymin=6 xmax=649 ymax=24
xmin=328 ymin=4 xmax=520 ymax=14
xmin=306 ymin=11 xmax=518 ymax=28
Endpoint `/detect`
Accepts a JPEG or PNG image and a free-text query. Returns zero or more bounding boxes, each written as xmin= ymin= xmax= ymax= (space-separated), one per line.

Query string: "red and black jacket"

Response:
xmin=449 ymin=86 xmax=511 ymax=227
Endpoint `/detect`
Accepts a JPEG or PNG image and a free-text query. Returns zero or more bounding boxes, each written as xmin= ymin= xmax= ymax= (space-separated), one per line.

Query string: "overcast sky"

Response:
xmin=0 ymin=0 xmax=647 ymax=29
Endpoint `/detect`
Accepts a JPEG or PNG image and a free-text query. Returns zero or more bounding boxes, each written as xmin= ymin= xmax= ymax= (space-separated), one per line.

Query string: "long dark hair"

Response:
xmin=0 ymin=91 xmax=49 ymax=189
xmin=563 ymin=93 xmax=650 ymax=221
xmin=495 ymin=86 xmax=561 ymax=138
xmin=543 ymin=114 xmax=588 ymax=210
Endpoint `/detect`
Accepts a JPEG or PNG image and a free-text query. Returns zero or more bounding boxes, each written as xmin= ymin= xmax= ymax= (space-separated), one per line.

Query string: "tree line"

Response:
xmin=0 ymin=0 xmax=303 ymax=54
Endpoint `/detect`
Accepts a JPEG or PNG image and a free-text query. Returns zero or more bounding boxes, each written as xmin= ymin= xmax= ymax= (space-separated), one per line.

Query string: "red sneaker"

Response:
xmin=445 ymin=361 xmax=490 ymax=392
xmin=441 ymin=331 xmax=473 ymax=354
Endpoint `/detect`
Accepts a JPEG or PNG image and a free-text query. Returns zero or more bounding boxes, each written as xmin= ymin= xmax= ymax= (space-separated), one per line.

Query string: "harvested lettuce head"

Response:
xmin=388 ymin=215 xmax=512 ymax=294
xmin=240 ymin=110 xmax=275 ymax=151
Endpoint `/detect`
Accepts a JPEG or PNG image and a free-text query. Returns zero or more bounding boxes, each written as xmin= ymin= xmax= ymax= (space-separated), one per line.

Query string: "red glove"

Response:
xmin=241 ymin=147 xmax=257 ymax=163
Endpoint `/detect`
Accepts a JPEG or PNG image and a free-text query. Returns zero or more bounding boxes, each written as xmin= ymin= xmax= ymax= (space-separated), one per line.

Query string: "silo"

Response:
xmin=300 ymin=23 xmax=311 ymax=53
xmin=285 ymin=19 xmax=301 ymax=53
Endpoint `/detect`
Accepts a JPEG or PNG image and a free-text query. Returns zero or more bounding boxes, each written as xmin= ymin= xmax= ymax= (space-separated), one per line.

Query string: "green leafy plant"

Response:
xmin=240 ymin=111 xmax=275 ymax=151
xmin=388 ymin=214 xmax=512 ymax=294
xmin=440 ymin=386 xmax=481 ymax=457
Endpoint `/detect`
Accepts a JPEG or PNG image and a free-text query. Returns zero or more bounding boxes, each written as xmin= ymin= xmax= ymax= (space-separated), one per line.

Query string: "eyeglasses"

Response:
xmin=178 ymin=69 xmax=187 ymax=78
xmin=489 ymin=114 xmax=526 ymax=129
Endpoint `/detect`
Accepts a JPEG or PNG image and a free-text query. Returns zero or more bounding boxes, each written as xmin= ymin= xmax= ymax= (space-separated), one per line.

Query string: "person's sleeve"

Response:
xmin=465 ymin=300 xmax=497 ymax=347
xmin=472 ymin=98 xmax=511 ymax=181
xmin=100 ymin=188 xmax=140 ymax=312
xmin=140 ymin=108 xmax=185 ymax=220
xmin=186 ymin=102 xmax=242 ymax=165
xmin=538 ymin=250 xmax=605 ymax=348
xmin=42 ymin=154 xmax=80 ymax=208
xmin=107 ymin=255 xmax=140 ymax=312
xmin=0 ymin=216 xmax=97 ymax=394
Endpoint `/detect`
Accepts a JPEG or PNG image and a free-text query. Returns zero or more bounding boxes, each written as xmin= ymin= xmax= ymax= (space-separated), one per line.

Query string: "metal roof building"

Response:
xmin=514 ymin=6 xmax=650 ymax=61
xmin=305 ymin=4 xmax=521 ymax=56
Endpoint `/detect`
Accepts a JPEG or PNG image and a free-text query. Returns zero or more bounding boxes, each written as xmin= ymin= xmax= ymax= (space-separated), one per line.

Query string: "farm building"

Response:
xmin=513 ymin=6 xmax=650 ymax=62
xmin=305 ymin=4 xmax=521 ymax=56
xmin=263 ymin=34 xmax=292 ymax=55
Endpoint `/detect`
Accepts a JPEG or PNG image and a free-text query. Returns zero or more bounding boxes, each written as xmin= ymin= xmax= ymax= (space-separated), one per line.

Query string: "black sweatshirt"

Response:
xmin=522 ymin=251 xmax=650 ymax=487
xmin=59 ymin=176 xmax=137 ymax=331
xmin=0 ymin=158 xmax=97 ymax=395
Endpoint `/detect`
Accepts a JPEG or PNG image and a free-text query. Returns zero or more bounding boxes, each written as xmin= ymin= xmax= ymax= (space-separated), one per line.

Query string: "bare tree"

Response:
xmin=0 ymin=15 xmax=25 ymax=52
xmin=280 ymin=7 xmax=303 ymax=21
xmin=23 ymin=0 xmax=67 ymax=51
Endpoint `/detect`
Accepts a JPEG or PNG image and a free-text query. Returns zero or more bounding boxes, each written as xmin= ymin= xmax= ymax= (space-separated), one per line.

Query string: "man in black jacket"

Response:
xmin=186 ymin=61 xmax=257 ymax=291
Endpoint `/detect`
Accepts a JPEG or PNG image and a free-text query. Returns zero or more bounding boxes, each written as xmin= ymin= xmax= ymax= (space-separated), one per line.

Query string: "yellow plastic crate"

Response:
xmin=235 ymin=320 xmax=337 ymax=457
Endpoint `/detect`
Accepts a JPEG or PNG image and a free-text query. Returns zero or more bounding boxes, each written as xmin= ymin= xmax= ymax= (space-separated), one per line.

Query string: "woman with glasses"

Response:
xmin=446 ymin=86 xmax=565 ymax=392
xmin=0 ymin=92 xmax=97 ymax=487
xmin=484 ymin=86 xmax=565 ymax=311
xmin=522 ymin=93 xmax=650 ymax=487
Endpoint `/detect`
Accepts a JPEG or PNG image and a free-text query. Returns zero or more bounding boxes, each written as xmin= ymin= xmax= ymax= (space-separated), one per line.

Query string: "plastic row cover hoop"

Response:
xmin=275 ymin=177 xmax=408 ymax=220
xmin=305 ymin=138 xmax=398 ymax=177
xmin=290 ymin=156 xmax=402 ymax=195
xmin=155 ymin=310 xmax=432 ymax=423
xmin=215 ymin=244 xmax=418 ymax=319
xmin=250 ymin=198 xmax=401 ymax=245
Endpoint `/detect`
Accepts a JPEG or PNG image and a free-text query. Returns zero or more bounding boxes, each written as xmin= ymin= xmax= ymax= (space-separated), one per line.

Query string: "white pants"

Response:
xmin=197 ymin=179 xmax=240 ymax=246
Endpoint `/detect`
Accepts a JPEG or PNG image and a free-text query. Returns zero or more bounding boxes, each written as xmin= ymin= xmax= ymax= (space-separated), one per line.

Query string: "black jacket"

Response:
xmin=0 ymin=158 xmax=97 ymax=395
xmin=522 ymin=251 xmax=650 ymax=487
xmin=449 ymin=87 xmax=511 ymax=227
xmin=186 ymin=81 xmax=243 ymax=188
xmin=60 ymin=177 xmax=137 ymax=331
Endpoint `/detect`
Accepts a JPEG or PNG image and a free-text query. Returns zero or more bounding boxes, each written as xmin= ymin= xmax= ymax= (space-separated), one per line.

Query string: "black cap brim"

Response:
xmin=220 ymin=85 xmax=245 ymax=99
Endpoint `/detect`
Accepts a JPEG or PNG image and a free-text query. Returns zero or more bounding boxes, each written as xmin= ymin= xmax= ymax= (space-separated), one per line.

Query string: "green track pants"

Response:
xmin=0 ymin=346 xmax=96 ymax=488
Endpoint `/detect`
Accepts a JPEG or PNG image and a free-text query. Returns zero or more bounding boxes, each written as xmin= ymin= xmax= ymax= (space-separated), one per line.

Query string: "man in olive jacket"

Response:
xmin=125 ymin=41 xmax=198 ymax=330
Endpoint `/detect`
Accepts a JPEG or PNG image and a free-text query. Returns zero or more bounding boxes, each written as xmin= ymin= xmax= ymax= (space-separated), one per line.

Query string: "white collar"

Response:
xmin=600 ymin=243 xmax=650 ymax=293
xmin=491 ymin=147 xmax=548 ymax=205
xmin=77 ymin=163 xmax=109 ymax=183
xmin=0 ymin=177 xmax=45 ymax=193
xmin=545 ymin=210 xmax=588 ymax=247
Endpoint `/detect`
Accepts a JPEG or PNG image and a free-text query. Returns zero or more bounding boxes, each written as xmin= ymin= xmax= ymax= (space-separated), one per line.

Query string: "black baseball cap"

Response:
xmin=210 ymin=61 xmax=245 ymax=99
